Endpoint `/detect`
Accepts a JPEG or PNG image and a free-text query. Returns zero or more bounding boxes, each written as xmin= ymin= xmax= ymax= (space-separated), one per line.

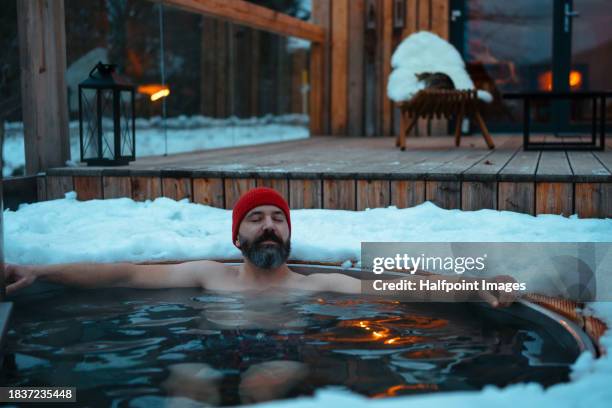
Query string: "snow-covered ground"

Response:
xmin=1 ymin=114 xmax=309 ymax=176
xmin=4 ymin=195 xmax=612 ymax=406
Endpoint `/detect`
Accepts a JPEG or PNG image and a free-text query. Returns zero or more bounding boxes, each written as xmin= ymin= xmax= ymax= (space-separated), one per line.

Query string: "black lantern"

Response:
xmin=78 ymin=62 xmax=135 ymax=166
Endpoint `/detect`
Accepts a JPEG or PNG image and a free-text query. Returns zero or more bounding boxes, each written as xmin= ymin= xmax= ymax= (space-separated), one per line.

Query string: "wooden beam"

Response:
xmin=347 ymin=0 xmax=365 ymax=136
xmin=154 ymin=0 xmax=325 ymax=43
xmin=330 ymin=0 xmax=349 ymax=135
xmin=381 ymin=0 xmax=394 ymax=136
xmin=311 ymin=0 xmax=331 ymax=135
xmin=17 ymin=0 xmax=70 ymax=175
xmin=418 ymin=0 xmax=432 ymax=30
xmin=309 ymin=42 xmax=325 ymax=135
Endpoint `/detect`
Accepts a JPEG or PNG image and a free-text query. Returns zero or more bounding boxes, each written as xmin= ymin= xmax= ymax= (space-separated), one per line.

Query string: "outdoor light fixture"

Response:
xmin=78 ymin=62 xmax=136 ymax=166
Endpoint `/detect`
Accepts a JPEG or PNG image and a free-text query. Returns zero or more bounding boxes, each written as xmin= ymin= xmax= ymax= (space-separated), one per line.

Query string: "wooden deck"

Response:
xmin=39 ymin=135 xmax=612 ymax=218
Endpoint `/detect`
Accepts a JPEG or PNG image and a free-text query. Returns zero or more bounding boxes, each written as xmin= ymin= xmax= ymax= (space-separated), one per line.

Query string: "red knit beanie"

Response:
xmin=232 ymin=187 xmax=291 ymax=246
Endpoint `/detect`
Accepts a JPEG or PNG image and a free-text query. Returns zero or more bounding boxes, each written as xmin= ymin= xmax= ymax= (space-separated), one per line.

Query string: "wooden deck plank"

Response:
xmin=499 ymin=150 xmax=541 ymax=181
xmin=425 ymin=148 xmax=496 ymax=181
xmin=463 ymin=145 xmax=521 ymax=181
xmin=593 ymin=150 xmax=612 ymax=175
xmin=536 ymin=151 xmax=573 ymax=181
xmin=567 ymin=152 xmax=611 ymax=182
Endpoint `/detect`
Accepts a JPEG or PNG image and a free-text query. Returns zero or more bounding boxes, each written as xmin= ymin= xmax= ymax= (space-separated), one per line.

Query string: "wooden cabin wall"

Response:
xmin=312 ymin=0 xmax=450 ymax=137
xmin=198 ymin=18 xmax=309 ymax=120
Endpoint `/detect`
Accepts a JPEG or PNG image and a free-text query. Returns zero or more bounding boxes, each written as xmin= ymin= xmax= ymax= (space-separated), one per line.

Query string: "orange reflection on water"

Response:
xmin=306 ymin=317 xmax=434 ymax=345
xmin=371 ymin=383 xmax=439 ymax=398
xmin=383 ymin=336 xmax=426 ymax=346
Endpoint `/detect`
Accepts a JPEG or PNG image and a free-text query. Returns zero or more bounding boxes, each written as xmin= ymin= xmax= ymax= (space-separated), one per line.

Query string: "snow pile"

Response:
xmin=2 ymin=115 xmax=309 ymax=177
xmin=5 ymin=196 xmax=612 ymax=297
xmin=387 ymin=31 xmax=492 ymax=103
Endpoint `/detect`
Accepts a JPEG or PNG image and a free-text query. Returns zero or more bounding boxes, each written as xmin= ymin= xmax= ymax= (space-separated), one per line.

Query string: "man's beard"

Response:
xmin=239 ymin=230 xmax=291 ymax=269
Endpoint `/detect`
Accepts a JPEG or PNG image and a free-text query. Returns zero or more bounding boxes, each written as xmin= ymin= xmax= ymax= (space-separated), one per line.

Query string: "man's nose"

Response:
xmin=261 ymin=216 xmax=276 ymax=231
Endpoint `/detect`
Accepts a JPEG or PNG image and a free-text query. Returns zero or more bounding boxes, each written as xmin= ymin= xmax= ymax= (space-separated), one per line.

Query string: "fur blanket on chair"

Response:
xmin=387 ymin=31 xmax=493 ymax=103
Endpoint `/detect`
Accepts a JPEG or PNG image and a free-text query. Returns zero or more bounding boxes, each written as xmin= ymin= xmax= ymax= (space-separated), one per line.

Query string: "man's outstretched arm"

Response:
xmin=3 ymin=260 xmax=222 ymax=295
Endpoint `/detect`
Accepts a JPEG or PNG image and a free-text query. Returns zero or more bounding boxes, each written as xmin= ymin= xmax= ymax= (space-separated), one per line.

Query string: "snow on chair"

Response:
xmin=387 ymin=31 xmax=495 ymax=150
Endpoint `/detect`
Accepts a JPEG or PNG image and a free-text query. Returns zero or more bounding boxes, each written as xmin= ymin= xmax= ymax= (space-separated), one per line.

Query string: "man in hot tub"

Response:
xmin=5 ymin=187 xmax=514 ymax=306
xmin=4 ymin=187 xmax=518 ymax=403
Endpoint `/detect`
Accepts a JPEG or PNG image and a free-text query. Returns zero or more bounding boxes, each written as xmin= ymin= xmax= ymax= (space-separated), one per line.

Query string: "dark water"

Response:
xmin=2 ymin=287 xmax=574 ymax=407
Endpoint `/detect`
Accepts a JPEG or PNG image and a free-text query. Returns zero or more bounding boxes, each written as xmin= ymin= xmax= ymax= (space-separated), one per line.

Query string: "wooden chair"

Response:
xmin=395 ymin=89 xmax=495 ymax=150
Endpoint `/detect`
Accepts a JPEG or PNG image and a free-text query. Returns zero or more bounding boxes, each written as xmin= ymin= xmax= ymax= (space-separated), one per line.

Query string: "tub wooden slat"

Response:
xmin=390 ymin=180 xmax=425 ymax=209
xmin=323 ymin=179 xmax=355 ymax=210
xmin=74 ymin=176 xmax=102 ymax=200
xmin=426 ymin=180 xmax=460 ymax=209
xmin=498 ymin=182 xmax=534 ymax=215
xmin=289 ymin=179 xmax=322 ymax=209
xmin=193 ymin=178 xmax=224 ymax=207
xmin=357 ymin=179 xmax=390 ymax=210
xmin=131 ymin=177 xmax=162 ymax=201
xmin=224 ymin=178 xmax=257 ymax=208
xmin=103 ymin=176 xmax=132 ymax=199
xmin=162 ymin=177 xmax=192 ymax=201
xmin=461 ymin=181 xmax=497 ymax=210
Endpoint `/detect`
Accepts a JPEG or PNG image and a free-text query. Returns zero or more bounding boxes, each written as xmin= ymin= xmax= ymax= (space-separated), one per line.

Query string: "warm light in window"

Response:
xmin=569 ymin=71 xmax=582 ymax=88
xmin=150 ymin=88 xmax=170 ymax=101
xmin=538 ymin=70 xmax=583 ymax=91
xmin=137 ymin=84 xmax=170 ymax=101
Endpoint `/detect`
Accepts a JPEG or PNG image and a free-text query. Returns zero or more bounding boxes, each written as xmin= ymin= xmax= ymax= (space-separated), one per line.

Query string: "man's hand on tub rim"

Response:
xmin=477 ymin=274 xmax=518 ymax=308
xmin=4 ymin=263 xmax=37 ymax=295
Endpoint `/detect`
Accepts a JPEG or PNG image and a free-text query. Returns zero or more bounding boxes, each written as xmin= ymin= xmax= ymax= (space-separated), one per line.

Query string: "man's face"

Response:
xmin=236 ymin=205 xmax=291 ymax=269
